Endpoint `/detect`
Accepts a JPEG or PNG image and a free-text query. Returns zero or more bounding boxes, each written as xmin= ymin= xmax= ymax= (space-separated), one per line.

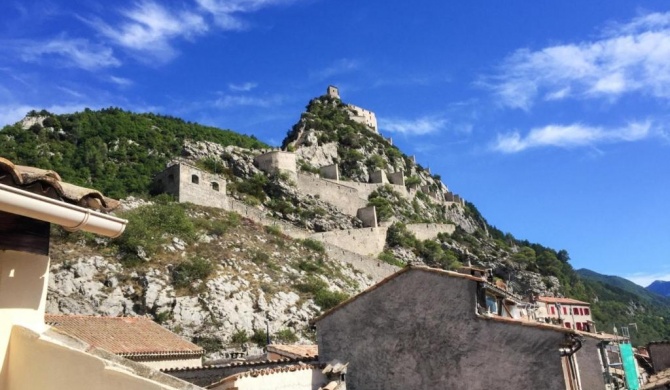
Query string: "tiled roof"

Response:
xmin=0 ymin=157 xmax=120 ymax=211
xmin=537 ymin=296 xmax=590 ymax=305
xmin=162 ymin=356 xmax=315 ymax=372
xmin=642 ymin=367 xmax=670 ymax=389
xmin=267 ymin=344 xmax=318 ymax=359
xmin=46 ymin=315 xmax=203 ymax=357
xmin=311 ymin=265 xmax=486 ymax=324
xmin=206 ymin=363 xmax=321 ymax=389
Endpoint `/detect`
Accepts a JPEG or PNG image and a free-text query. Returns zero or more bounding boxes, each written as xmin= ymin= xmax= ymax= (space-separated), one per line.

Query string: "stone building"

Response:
xmin=154 ymin=162 xmax=227 ymax=209
xmin=312 ymin=266 xmax=608 ymax=390
xmin=46 ymin=315 xmax=205 ymax=370
xmin=0 ymin=157 xmax=197 ymax=390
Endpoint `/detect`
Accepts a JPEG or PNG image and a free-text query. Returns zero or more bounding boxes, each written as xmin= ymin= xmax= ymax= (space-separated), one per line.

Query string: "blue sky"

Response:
xmin=2 ymin=1 xmax=670 ymax=286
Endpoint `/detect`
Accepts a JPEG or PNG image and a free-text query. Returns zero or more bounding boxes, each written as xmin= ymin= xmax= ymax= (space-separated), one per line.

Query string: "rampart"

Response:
xmin=319 ymin=164 xmax=339 ymax=180
xmin=253 ymin=151 xmax=297 ymax=181
xmin=347 ymin=104 xmax=378 ymax=133
xmin=310 ymin=227 xmax=387 ymax=258
xmin=296 ymin=174 xmax=367 ymax=216
xmin=405 ymin=223 xmax=455 ymax=241
xmin=154 ymin=163 xmax=227 ymax=209
xmin=369 ymin=170 xmax=388 ymax=184
xmin=356 ymin=206 xmax=378 ymax=228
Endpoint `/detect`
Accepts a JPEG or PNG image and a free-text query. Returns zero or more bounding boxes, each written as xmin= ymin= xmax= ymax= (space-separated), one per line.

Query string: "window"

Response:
xmin=565 ymin=322 xmax=571 ymax=329
xmin=191 ymin=175 xmax=199 ymax=184
xmin=211 ymin=182 xmax=219 ymax=191
xmin=551 ymin=306 xmax=556 ymax=315
xmin=563 ymin=307 xmax=567 ymax=315
xmin=576 ymin=323 xmax=582 ymax=331
xmin=584 ymin=308 xmax=590 ymax=315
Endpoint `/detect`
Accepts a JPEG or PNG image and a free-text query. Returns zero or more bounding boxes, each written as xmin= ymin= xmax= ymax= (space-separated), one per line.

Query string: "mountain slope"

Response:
xmin=647 ymin=280 xmax=670 ymax=297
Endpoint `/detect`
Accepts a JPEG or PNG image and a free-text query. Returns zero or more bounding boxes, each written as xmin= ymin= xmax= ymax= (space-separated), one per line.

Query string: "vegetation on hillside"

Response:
xmin=0 ymin=108 xmax=267 ymax=198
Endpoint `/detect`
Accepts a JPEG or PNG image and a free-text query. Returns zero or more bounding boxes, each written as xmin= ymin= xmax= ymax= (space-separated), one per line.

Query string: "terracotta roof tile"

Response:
xmin=0 ymin=157 xmax=120 ymax=211
xmin=537 ymin=296 xmax=590 ymax=305
xmin=642 ymin=367 xmax=670 ymax=389
xmin=162 ymin=356 xmax=316 ymax=372
xmin=267 ymin=344 xmax=318 ymax=359
xmin=206 ymin=363 xmax=322 ymax=389
xmin=46 ymin=315 xmax=203 ymax=357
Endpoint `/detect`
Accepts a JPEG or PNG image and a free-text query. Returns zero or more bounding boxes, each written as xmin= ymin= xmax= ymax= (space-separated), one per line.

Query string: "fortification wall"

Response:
xmin=296 ymin=174 xmax=367 ymax=216
xmin=321 ymin=242 xmax=398 ymax=282
xmin=387 ymin=171 xmax=404 ymax=186
xmin=223 ymin=198 xmax=310 ymax=239
xmin=347 ymin=104 xmax=378 ymax=132
xmin=369 ymin=170 xmax=388 ymax=184
xmin=405 ymin=223 xmax=455 ymax=241
xmin=325 ymin=180 xmax=410 ymax=201
xmin=319 ymin=164 xmax=339 ymax=180
xmin=356 ymin=206 xmax=377 ymax=228
xmin=154 ymin=163 xmax=227 ymax=209
xmin=310 ymin=227 xmax=387 ymax=258
xmin=253 ymin=151 xmax=297 ymax=180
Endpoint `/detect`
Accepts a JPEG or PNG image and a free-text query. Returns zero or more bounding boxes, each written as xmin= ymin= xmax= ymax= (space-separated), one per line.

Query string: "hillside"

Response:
xmin=647 ymin=280 xmax=670 ymax=297
xmin=2 ymin=91 xmax=670 ymax=347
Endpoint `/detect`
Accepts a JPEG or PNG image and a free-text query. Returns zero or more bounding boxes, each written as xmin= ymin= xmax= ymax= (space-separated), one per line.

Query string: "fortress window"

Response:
xmin=191 ymin=175 xmax=199 ymax=184
xmin=211 ymin=182 xmax=219 ymax=191
xmin=168 ymin=174 xmax=175 ymax=183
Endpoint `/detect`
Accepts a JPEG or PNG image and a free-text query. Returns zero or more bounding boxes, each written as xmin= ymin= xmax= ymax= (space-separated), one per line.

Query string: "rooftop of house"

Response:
xmin=536 ymin=296 xmax=590 ymax=306
xmin=0 ymin=157 xmax=120 ymax=211
xmin=642 ymin=367 xmax=670 ymax=389
xmin=267 ymin=344 xmax=318 ymax=359
xmin=45 ymin=315 xmax=204 ymax=358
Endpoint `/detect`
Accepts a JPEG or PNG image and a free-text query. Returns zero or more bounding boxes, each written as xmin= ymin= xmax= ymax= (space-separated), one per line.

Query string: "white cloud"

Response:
xmin=310 ymin=59 xmax=360 ymax=81
xmin=195 ymin=0 xmax=299 ymax=29
xmin=492 ymin=121 xmax=652 ymax=153
xmin=18 ymin=37 xmax=119 ymax=70
xmin=380 ymin=116 xmax=447 ymax=136
xmin=214 ymin=94 xmax=283 ymax=108
xmin=89 ymin=1 xmax=208 ymax=62
xmin=625 ymin=271 xmax=670 ymax=288
xmin=484 ymin=12 xmax=670 ymax=109
xmin=228 ymin=82 xmax=258 ymax=92
xmin=109 ymin=76 xmax=133 ymax=87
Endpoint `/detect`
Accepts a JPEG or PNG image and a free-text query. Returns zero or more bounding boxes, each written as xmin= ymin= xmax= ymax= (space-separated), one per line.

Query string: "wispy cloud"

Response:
xmin=310 ymin=58 xmax=360 ymax=81
xmin=17 ymin=36 xmax=119 ymax=70
xmin=195 ymin=0 xmax=300 ymax=30
xmin=380 ymin=116 xmax=448 ymax=136
xmin=214 ymin=94 xmax=284 ymax=108
xmin=109 ymin=76 xmax=133 ymax=87
xmin=228 ymin=82 xmax=258 ymax=92
xmin=88 ymin=1 xmax=208 ymax=62
xmin=483 ymin=12 xmax=670 ymax=110
xmin=625 ymin=270 xmax=670 ymax=288
xmin=491 ymin=121 xmax=652 ymax=153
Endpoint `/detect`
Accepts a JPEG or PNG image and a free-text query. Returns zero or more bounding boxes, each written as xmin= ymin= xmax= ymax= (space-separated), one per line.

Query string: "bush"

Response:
xmin=302 ymin=238 xmax=325 ymax=253
xmin=251 ymin=328 xmax=269 ymax=346
xmin=315 ymin=289 xmax=349 ymax=310
xmin=378 ymin=250 xmax=404 ymax=267
xmin=230 ymin=329 xmax=249 ymax=345
xmin=172 ymin=257 xmax=214 ymax=289
xmin=265 ymin=225 xmax=282 ymax=236
xmin=273 ymin=328 xmax=299 ymax=344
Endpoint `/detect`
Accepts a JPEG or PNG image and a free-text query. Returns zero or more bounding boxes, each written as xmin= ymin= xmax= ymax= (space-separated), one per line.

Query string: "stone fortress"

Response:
xmin=327 ymin=85 xmax=378 ymax=133
xmin=153 ymin=87 xmax=467 ymax=281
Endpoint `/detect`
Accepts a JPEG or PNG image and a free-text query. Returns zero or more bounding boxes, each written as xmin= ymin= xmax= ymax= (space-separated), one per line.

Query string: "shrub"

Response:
xmin=378 ymin=250 xmax=404 ymax=267
xmin=230 ymin=329 xmax=249 ymax=345
xmin=265 ymin=225 xmax=282 ymax=236
xmin=315 ymin=289 xmax=349 ymax=310
xmin=251 ymin=328 xmax=269 ymax=346
xmin=273 ymin=329 xmax=299 ymax=344
xmin=302 ymin=238 xmax=325 ymax=253
xmin=172 ymin=257 xmax=214 ymax=289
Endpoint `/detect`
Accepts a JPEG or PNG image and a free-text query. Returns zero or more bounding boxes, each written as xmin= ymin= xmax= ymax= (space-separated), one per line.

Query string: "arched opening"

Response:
xmin=211 ymin=182 xmax=219 ymax=191
xmin=191 ymin=175 xmax=199 ymax=184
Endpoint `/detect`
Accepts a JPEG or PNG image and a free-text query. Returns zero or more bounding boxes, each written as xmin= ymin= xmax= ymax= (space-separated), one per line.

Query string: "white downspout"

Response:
xmin=0 ymin=183 xmax=127 ymax=238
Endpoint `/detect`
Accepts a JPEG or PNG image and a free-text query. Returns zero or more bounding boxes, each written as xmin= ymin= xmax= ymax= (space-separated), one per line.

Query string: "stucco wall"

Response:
xmin=210 ymin=368 xmax=326 ymax=390
xmin=405 ymin=223 xmax=455 ymax=241
xmin=575 ymin=336 xmax=607 ymax=390
xmin=4 ymin=326 xmax=185 ymax=390
xmin=649 ymin=343 xmax=670 ymax=372
xmin=0 ymin=250 xmax=50 ymax=378
xmin=310 ymin=227 xmax=387 ymax=257
xmin=297 ymin=174 xmax=367 ymax=216
xmin=316 ymin=270 xmax=569 ymax=390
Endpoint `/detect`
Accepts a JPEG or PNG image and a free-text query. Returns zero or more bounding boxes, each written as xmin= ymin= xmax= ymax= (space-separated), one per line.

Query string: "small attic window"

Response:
xmin=192 ymin=175 xmax=199 ymax=184
xmin=211 ymin=182 xmax=219 ymax=191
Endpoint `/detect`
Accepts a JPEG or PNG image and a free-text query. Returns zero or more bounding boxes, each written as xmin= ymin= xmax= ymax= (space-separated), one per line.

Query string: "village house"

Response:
xmin=312 ymin=265 xmax=612 ymax=390
xmin=0 ymin=157 xmax=199 ymax=390
xmin=536 ymin=296 xmax=595 ymax=332
xmin=46 ymin=315 xmax=205 ymax=370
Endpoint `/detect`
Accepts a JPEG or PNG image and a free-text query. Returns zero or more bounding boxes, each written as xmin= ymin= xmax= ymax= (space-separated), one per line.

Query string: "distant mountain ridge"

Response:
xmin=647 ymin=280 xmax=670 ymax=297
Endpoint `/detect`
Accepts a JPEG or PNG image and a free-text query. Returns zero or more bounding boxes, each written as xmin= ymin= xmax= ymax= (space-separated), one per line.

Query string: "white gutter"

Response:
xmin=0 ymin=183 xmax=127 ymax=238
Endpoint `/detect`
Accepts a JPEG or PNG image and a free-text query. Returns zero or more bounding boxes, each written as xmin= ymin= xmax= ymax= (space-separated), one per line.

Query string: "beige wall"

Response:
xmin=347 ymin=104 xmax=378 ymax=132
xmin=154 ymin=163 xmax=228 ymax=209
xmin=405 ymin=223 xmax=455 ymax=241
xmin=4 ymin=326 xmax=182 ymax=390
xmin=254 ymin=151 xmax=298 ymax=181
xmin=210 ymin=368 xmax=326 ymax=390
xmin=0 ymin=250 xmax=50 ymax=378
xmin=310 ymin=227 xmax=387 ymax=257
xmin=140 ymin=357 xmax=202 ymax=371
